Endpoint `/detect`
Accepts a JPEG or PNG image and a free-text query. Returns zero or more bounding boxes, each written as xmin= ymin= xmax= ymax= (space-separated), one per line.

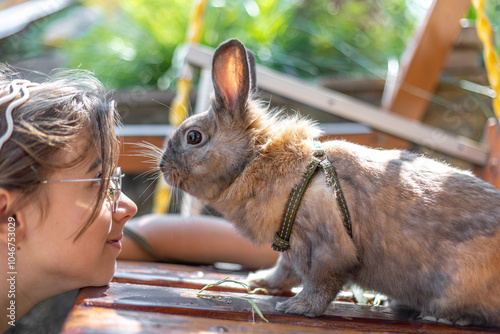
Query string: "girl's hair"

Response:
xmin=0 ymin=64 xmax=120 ymax=239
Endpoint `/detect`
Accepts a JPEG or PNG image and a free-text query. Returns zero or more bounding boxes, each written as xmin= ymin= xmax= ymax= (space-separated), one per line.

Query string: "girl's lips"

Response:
xmin=108 ymin=234 xmax=123 ymax=242
xmin=106 ymin=233 xmax=123 ymax=250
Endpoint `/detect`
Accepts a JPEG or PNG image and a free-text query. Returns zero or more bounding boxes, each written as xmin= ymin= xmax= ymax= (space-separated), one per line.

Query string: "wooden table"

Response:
xmin=61 ymin=261 xmax=499 ymax=333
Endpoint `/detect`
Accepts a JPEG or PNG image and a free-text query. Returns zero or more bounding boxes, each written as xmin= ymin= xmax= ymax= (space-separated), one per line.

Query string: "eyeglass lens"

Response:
xmin=111 ymin=167 xmax=122 ymax=213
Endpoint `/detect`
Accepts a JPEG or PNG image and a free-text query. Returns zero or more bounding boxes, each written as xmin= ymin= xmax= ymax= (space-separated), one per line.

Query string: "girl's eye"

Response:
xmin=93 ymin=172 xmax=103 ymax=185
xmin=186 ymin=130 xmax=202 ymax=145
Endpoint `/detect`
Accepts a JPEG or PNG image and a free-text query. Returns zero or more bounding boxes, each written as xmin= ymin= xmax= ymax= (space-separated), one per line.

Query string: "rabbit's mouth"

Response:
xmin=160 ymin=164 xmax=181 ymax=189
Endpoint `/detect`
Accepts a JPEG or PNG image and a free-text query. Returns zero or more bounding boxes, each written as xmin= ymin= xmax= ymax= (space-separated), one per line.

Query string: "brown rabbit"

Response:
xmin=160 ymin=38 xmax=500 ymax=327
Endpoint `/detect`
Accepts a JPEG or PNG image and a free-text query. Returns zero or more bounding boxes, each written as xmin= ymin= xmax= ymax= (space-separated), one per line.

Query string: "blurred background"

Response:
xmin=1 ymin=1 xmax=499 ymax=333
xmin=1 ymin=0 xmax=434 ymax=88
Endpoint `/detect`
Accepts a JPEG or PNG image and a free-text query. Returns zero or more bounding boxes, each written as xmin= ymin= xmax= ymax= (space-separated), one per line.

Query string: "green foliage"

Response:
xmin=271 ymin=0 xmax=416 ymax=78
xmin=2 ymin=0 xmax=420 ymax=89
xmin=61 ymin=1 xmax=190 ymax=88
xmin=201 ymin=0 xmax=417 ymax=79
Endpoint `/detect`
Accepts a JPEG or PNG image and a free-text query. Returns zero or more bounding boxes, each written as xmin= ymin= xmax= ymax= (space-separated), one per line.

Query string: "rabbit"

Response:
xmin=160 ymin=38 xmax=500 ymax=327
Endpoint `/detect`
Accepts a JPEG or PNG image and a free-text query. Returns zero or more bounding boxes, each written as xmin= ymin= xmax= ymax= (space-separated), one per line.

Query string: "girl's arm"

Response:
xmin=119 ymin=214 xmax=279 ymax=270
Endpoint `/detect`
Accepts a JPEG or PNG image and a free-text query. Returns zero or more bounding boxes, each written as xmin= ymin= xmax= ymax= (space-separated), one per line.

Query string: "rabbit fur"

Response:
xmin=160 ymin=38 xmax=500 ymax=327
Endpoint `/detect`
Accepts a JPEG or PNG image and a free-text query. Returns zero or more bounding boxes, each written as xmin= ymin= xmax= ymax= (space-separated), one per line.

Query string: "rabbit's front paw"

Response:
xmin=275 ymin=294 xmax=328 ymax=317
xmin=418 ymin=313 xmax=473 ymax=326
xmin=420 ymin=315 xmax=453 ymax=325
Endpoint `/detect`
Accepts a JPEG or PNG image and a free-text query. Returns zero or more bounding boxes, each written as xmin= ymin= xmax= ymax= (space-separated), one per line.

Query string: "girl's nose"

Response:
xmin=114 ymin=193 xmax=137 ymax=223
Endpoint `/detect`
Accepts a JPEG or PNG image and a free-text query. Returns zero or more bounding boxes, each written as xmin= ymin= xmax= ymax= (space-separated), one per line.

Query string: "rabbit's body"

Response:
xmin=160 ymin=39 xmax=500 ymax=327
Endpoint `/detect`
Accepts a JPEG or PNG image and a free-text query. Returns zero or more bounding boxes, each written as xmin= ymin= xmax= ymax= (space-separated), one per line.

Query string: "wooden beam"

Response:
xmin=381 ymin=0 xmax=472 ymax=149
xmin=0 ymin=0 xmax=78 ymax=39
xmin=118 ymin=136 xmax=164 ymax=174
xmin=475 ymin=119 xmax=500 ymax=188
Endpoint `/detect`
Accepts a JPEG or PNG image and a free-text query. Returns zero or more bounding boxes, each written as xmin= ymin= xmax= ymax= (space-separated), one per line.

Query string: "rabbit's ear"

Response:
xmin=247 ymin=49 xmax=257 ymax=93
xmin=212 ymin=39 xmax=250 ymax=117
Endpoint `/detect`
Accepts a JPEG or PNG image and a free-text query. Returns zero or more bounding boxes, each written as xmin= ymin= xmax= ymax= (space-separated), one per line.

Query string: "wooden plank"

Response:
xmin=61 ymin=305 xmax=353 ymax=334
xmin=0 ymin=0 xmax=78 ymax=39
xmin=67 ymin=282 xmax=497 ymax=333
xmin=118 ymin=136 xmax=164 ymax=174
xmin=113 ymin=261 xmax=370 ymax=302
xmin=381 ymin=0 xmax=472 ymax=149
xmin=475 ymin=118 xmax=500 ymax=189
xmin=113 ymin=261 xmax=263 ymax=294
xmin=320 ymin=133 xmax=380 ymax=148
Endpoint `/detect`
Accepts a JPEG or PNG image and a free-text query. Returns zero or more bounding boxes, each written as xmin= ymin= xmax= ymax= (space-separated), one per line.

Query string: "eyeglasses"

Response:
xmin=40 ymin=167 xmax=123 ymax=213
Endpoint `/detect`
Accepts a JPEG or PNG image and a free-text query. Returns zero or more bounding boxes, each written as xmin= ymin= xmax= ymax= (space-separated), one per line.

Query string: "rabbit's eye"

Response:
xmin=187 ymin=130 xmax=202 ymax=145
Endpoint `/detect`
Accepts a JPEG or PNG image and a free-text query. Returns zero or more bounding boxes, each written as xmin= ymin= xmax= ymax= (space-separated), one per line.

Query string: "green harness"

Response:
xmin=272 ymin=141 xmax=353 ymax=252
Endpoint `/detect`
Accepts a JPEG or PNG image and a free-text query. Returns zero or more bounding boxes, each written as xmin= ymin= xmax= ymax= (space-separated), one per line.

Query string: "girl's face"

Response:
xmin=17 ymin=139 xmax=137 ymax=290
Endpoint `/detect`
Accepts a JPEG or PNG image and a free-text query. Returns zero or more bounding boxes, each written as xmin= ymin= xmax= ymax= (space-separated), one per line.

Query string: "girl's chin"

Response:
xmin=90 ymin=261 xmax=117 ymax=287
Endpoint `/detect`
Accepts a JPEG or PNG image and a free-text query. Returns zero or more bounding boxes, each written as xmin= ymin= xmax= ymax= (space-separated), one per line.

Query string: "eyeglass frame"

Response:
xmin=39 ymin=167 xmax=123 ymax=213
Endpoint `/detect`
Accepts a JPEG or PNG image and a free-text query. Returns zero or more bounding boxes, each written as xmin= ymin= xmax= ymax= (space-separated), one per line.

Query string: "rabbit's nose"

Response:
xmin=159 ymin=154 xmax=167 ymax=172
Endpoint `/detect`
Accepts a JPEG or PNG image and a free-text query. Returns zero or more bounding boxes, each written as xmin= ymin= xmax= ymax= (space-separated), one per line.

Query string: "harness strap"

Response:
xmin=272 ymin=141 xmax=353 ymax=252
xmin=123 ymin=226 xmax=165 ymax=261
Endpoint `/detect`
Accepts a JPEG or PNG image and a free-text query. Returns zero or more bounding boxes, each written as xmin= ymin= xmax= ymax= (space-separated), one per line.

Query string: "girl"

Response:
xmin=0 ymin=65 xmax=137 ymax=332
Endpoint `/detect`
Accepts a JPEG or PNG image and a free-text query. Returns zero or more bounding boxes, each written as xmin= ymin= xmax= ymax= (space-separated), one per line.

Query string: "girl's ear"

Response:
xmin=212 ymin=39 xmax=251 ymax=118
xmin=0 ymin=189 xmax=25 ymax=245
